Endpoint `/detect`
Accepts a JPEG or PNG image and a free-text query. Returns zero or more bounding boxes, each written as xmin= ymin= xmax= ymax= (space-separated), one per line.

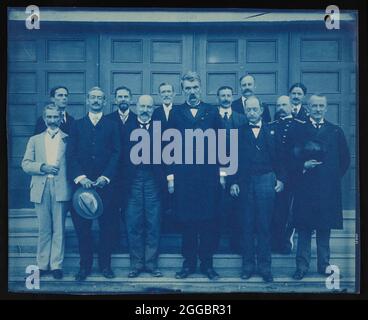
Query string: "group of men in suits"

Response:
xmin=22 ymin=71 xmax=350 ymax=283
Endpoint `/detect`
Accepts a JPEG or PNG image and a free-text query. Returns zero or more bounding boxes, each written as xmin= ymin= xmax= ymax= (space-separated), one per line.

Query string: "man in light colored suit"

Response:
xmin=22 ymin=104 xmax=71 ymax=279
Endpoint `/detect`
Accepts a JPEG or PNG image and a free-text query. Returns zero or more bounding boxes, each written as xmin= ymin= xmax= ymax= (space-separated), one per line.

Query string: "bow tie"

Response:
xmin=138 ymin=121 xmax=151 ymax=129
xmin=249 ymin=124 xmax=260 ymax=129
xmin=188 ymin=104 xmax=200 ymax=110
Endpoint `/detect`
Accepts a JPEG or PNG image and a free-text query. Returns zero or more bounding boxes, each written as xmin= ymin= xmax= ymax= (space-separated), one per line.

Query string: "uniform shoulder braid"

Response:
xmin=294 ymin=118 xmax=306 ymax=124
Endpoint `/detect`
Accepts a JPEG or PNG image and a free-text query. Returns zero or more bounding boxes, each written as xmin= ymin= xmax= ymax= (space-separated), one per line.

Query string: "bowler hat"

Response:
xmin=302 ymin=140 xmax=326 ymax=162
xmin=72 ymin=187 xmax=103 ymax=219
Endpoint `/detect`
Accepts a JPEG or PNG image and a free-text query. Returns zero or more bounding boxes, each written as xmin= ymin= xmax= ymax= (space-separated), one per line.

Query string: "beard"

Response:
xmin=118 ymin=103 xmax=129 ymax=111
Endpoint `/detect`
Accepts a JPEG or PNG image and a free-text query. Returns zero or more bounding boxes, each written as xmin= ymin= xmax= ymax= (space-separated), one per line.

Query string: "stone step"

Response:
xmin=8 ymin=267 xmax=356 ymax=293
xmin=9 ymin=253 xmax=356 ymax=276
xmin=8 ymin=209 xmax=357 ymax=235
xmin=8 ymin=232 xmax=357 ymax=255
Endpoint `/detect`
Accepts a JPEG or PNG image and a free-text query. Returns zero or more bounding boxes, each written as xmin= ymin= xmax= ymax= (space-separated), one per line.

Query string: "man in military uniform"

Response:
xmin=270 ymin=95 xmax=306 ymax=254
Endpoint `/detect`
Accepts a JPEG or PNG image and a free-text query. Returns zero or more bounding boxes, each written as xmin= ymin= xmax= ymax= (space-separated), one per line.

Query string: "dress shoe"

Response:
xmin=201 ymin=268 xmax=220 ymax=280
xmin=260 ymin=272 xmax=274 ymax=283
xmin=101 ymin=267 xmax=115 ymax=279
xmin=148 ymin=269 xmax=163 ymax=277
xmin=39 ymin=269 xmax=49 ymax=277
xmin=293 ymin=269 xmax=307 ymax=280
xmin=240 ymin=270 xmax=253 ymax=280
xmin=128 ymin=269 xmax=142 ymax=278
xmin=51 ymin=269 xmax=63 ymax=279
xmin=75 ymin=268 xmax=90 ymax=281
xmin=318 ymin=264 xmax=332 ymax=276
xmin=175 ymin=267 xmax=194 ymax=279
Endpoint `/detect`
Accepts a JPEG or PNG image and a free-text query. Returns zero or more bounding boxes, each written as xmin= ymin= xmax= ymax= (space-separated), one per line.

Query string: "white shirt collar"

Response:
xmin=163 ymin=103 xmax=173 ymax=110
xmin=186 ymin=100 xmax=201 ymax=107
xmin=118 ymin=108 xmax=130 ymax=117
xmin=292 ymin=104 xmax=302 ymax=113
xmin=310 ymin=117 xmax=324 ymax=125
xmin=138 ymin=117 xmax=151 ymax=125
xmin=219 ymin=107 xmax=232 ymax=118
xmin=46 ymin=128 xmax=60 ymax=137
xmin=88 ymin=112 xmax=103 ymax=118
xmin=88 ymin=112 xmax=103 ymax=125
xmin=250 ymin=120 xmax=262 ymax=128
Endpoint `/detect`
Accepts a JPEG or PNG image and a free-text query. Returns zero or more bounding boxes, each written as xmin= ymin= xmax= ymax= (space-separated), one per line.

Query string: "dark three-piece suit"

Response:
xmin=66 ymin=115 xmax=121 ymax=272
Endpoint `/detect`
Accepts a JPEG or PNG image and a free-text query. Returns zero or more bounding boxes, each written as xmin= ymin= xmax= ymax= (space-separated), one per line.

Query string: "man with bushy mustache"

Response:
xmin=167 ymin=71 xmax=222 ymax=280
xmin=269 ymin=95 xmax=306 ymax=254
xmin=232 ymin=74 xmax=271 ymax=123
xmin=67 ymin=87 xmax=121 ymax=281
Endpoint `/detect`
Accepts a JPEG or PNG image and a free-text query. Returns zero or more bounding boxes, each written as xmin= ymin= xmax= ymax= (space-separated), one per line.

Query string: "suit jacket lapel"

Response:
xmin=182 ymin=104 xmax=196 ymax=123
xmin=57 ymin=131 xmax=68 ymax=161
xmin=316 ymin=121 xmax=329 ymax=137
xmin=194 ymin=103 xmax=206 ymax=121
xmin=245 ymin=124 xmax=257 ymax=145
xmin=38 ymin=132 xmax=47 ymax=164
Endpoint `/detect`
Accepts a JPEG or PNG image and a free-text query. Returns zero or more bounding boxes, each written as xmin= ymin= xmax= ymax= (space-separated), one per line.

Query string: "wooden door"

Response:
xmin=7 ymin=23 xmax=99 ymax=208
xmin=99 ymin=25 xmax=194 ymax=112
xmin=195 ymin=25 xmax=289 ymax=118
xmin=289 ymin=24 xmax=357 ymax=209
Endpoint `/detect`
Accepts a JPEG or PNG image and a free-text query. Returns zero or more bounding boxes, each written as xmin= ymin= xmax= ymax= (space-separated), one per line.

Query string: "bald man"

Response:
xmin=230 ymin=96 xmax=286 ymax=283
xmin=123 ymin=95 xmax=166 ymax=278
xmin=269 ymin=95 xmax=306 ymax=254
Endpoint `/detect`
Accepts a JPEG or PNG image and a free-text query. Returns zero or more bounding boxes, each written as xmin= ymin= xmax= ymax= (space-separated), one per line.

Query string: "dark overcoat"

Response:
xmin=167 ymin=102 xmax=222 ymax=222
xmin=292 ymin=120 xmax=350 ymax=230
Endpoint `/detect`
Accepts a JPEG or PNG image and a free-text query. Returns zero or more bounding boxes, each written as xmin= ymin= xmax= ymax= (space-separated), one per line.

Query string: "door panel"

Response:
xmin=99 ymin=27 xmax=194 ymax=113
xmin=289 ymin=26 xmax=357 ymax=209
xmin=195 ymin=26 xmax=289 ymax=119
xmin=7 ymin=23 xmax=356 ymax=210
xmin=7 ymin=23 xmax=99 ymax=208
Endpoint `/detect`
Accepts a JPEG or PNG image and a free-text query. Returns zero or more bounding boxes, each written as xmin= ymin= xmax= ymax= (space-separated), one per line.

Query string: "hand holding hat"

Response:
xmin=72 ymin=186 xmax=104 ymax=219
xmin=79 ymin=177 xmax=94 ymax=189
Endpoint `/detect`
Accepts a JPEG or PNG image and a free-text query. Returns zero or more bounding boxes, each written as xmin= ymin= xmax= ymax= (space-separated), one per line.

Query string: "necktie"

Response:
xmin=223 ymin=112 xmax=229 ymax=121
xmin=48 ymin=129 xmax=58 ymax=139
xmin=249 ymin=124 xmax=260 ymax=129
xmin=120 ymin=113 xmax=128 ymax=124
xmin=315 ymin=122 xmax=322 ymax=129
xmin=91 ymin=115 xmax=99 ymax=126
xmin=292 ymin=107 xmax=298 ymax=115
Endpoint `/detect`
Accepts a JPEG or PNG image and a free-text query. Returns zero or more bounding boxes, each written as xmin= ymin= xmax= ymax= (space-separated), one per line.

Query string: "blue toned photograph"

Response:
xmin=7 ymin=6 xmax=359 ymax=294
